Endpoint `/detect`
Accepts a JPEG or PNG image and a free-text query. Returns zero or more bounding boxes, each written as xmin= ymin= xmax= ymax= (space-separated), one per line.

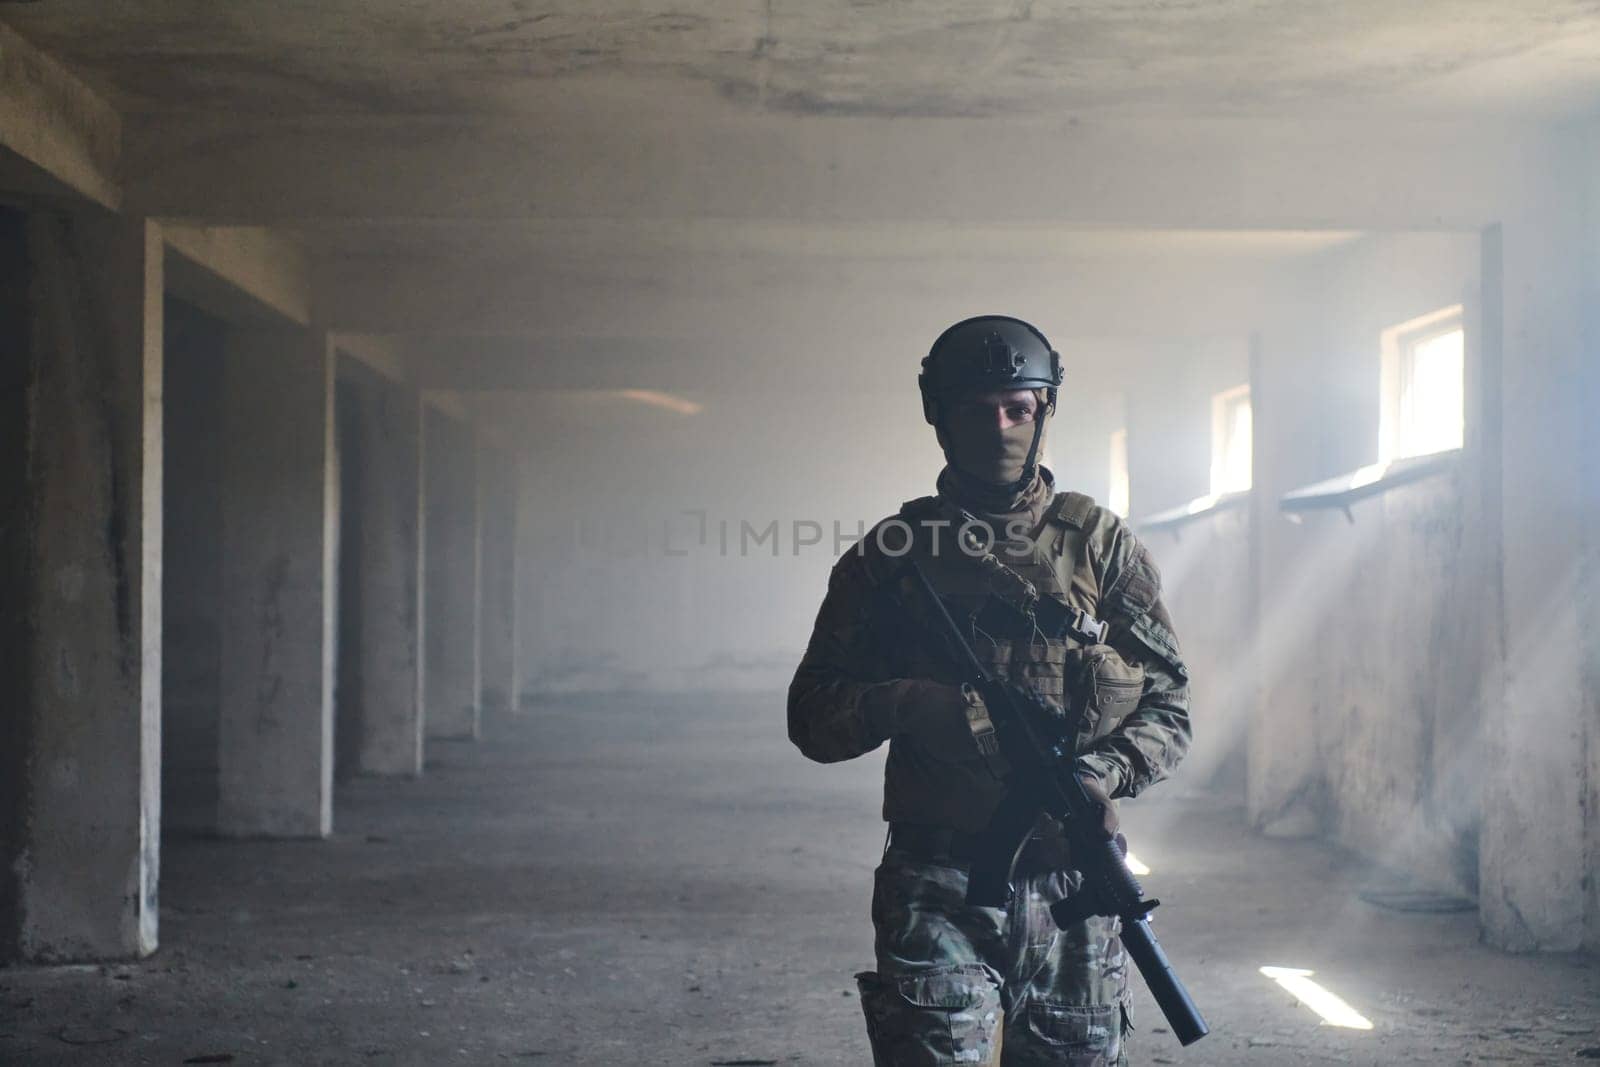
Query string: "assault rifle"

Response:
xmin=896 ymin=558 xmax=1209 ymax=1047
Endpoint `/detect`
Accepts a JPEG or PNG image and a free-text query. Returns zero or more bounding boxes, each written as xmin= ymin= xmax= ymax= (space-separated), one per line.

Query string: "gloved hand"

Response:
xmin=1078 ymin=773 xmax=1120 ymax=838
xmin=979 ymin=678 xmax=1066 ymax=763
xmin=891 ymin=681 xmax=986 ymax=763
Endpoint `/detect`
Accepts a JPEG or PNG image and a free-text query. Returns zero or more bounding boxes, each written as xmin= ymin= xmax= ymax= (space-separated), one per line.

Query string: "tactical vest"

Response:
xmin=869 ymin=491 xmax=1145 ymax=752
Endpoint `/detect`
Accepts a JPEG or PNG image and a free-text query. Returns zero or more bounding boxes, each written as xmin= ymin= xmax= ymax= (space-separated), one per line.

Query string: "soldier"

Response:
xmin=788 ymin=315 xmax=1191 ymax=1066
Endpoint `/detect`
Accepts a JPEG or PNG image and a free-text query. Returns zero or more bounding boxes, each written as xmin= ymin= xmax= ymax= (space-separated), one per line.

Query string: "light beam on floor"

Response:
xmin=1259 ymin=966 xmax=1374 ymax=1030
xmin=1125 ymin=851 xmax=1150 ymax=876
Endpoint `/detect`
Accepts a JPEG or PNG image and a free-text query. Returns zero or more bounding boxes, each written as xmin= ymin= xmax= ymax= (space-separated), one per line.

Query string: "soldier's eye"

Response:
xmin=1007 ymin=406 xmax=1033 ymax=422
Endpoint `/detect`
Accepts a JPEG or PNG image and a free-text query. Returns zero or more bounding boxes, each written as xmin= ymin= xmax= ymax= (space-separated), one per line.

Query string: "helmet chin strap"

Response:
xmin=994 ymin=404 xmax=1048 ymax=495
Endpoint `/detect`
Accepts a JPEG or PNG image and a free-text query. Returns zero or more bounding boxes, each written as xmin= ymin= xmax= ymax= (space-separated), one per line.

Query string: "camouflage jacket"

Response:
xmin=787 ymin=490 xmax=1191 ymax=833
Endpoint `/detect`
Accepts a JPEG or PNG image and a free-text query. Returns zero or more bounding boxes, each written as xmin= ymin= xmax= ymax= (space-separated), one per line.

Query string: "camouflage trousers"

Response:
xmin=856 ymin=848 xmax=1130 ymax=1066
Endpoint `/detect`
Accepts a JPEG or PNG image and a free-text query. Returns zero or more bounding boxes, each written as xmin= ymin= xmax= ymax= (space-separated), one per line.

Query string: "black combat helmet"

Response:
xmin=918 ymin=315 xmax=1063 ymax=492
xmin=918 ymin=315 xmax=1063 ymax=426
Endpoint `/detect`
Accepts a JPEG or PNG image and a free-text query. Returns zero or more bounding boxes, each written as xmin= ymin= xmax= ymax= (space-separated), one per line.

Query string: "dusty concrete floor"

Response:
xmin=2 ymin=693 xmax=1597 ymax=1065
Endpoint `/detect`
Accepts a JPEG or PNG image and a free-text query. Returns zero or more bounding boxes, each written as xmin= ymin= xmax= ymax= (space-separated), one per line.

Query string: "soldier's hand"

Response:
xmin=1078 ymin=774 xmax=1120 ymax=838
xmin=894 ymin=682 xmax=987 ymax=763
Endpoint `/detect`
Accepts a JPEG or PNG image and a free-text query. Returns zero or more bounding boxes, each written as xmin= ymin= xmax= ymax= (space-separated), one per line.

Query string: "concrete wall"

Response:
xmin=1143 ymin=505 xmax=1254 ymax=792
xmin=1126 ymin=337 xmax=1251 ymax=518
xmin=512 ymin=386 xmax=948 ymax=698
xmin=1186 ymin=232 xmax=1489 ymax=896
xmin=1052 ymin=335 xmax=1256 ymax=792
xmin=1049 ymin=233 xmax=1492 ymax=898
xmin=1306 ymin=469 xmax=1483 ymax=890
xmin=508 ymin=332 xmax=1247 ymax=702
xmin=1069 ymin=133 xmax=1591 ymax=951
xmin=1292 ymin=234 xmax=1484 ymax=894
xmin=1046 ymin=382 xmax=1124 ymax=510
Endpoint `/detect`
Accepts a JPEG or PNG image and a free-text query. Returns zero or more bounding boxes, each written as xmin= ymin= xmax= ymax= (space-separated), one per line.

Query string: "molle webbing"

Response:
xmin=967 ymin=589 xmax=1107 ymax=647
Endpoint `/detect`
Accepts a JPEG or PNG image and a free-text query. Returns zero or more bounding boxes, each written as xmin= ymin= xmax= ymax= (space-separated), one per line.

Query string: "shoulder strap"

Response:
xmin=1038 ymin=491 xmax=1102 ymax=606
xmin=1051 ymin=491 xmax=1097 ymax=529
xmin=856 ymin=498 xmax=939 ymax=590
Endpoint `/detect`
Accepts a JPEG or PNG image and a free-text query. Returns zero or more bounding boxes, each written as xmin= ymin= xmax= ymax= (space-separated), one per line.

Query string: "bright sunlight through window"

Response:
xmin=1209 ymin=385 xmax=1252 ymax=495
xmin=1380 ymin=306 xmax=1463 ymax=461
xmin=1259 ymin=966 xmax=1374 ymax=1030
xmin=1108 ymin=429 xmax=1130 ymax=517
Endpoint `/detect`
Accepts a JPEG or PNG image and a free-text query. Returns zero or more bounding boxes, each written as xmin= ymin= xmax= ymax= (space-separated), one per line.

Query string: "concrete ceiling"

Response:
xmin=6 ymin=1 xmax=1600 ymax=121
xmin=309 ymin=223 xmax=1359 ymax=346
xmin=0 ymin=4 xmax=1559 ymax=397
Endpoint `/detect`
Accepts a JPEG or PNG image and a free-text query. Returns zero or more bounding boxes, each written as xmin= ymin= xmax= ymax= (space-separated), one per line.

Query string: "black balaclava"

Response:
xmin=934 ymin=388 xmax=1052 ymax=517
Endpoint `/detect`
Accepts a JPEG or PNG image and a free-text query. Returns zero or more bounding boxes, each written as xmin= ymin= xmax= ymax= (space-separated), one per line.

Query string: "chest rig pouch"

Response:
xmin=888 ymin=492 xmax=1146 ymax=752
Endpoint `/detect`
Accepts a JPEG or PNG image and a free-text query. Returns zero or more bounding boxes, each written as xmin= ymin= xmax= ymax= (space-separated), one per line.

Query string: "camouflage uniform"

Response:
xmin=789 ymin=485 xmax=1191 ymax=1066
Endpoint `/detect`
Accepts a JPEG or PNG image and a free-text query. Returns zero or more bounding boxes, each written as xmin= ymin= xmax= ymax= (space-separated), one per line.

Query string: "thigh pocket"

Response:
xmin=1020 ymin=1001 xmax=1120 ymax=1066
xmin=857 ymin=965 xmax=1001 ymax=1066
xmin=872 ymin=855 xmax=1000 ymax=975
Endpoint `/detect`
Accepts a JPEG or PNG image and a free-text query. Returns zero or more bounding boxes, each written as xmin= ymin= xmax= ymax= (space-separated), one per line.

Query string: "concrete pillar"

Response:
xmin=1479 ymin=179 xmax=1594 ymax=950
xmin=353 ymin=381 xmax=425 ymax=775
xmin=0 ymin=207 xmax=163 ymax=962
xmin=1585 ymin=131 xmax=1600 ymax=956
xmin=217 ymin=329 xmax=336 ymax=837
xmin=161 ymin=299 xmax=227 ymax=833
xmin=423 ymin=407 xmax=482 ymax=740
xmin=513 ymin=464 xmax=542 ymax=705
xmin=478 ymin=448 xmax=520 ymax=712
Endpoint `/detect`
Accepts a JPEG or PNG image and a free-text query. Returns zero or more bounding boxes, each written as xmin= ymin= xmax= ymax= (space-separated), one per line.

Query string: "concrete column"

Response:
xmin=423 ymin=407 xmax=482 ymax=740
xmin=478 ymin=448 xmax=520 ymax=712
xmin=353 ymin=382 xmax=425 ymax=775
xmin=217 ymin=329 xmax=336 ymax=837
xmin=1479 ymin=181 xmax=1594 ymax=950
xmin=1586 ymin=133 xmax=1600 ymax=956
xmin=0 ymin=207 xmax=163 ymax=962
xmin=513 ymin=462 xmax=543 ymax=705
xmin=161 ymin=298 xmax=228 ymax=835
